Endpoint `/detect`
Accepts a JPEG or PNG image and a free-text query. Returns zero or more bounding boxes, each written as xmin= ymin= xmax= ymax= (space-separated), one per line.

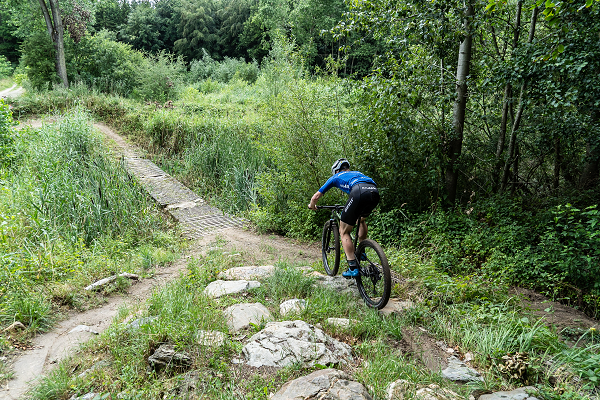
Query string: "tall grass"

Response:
xmin=0 ymin=109 xmax=177 ymax=332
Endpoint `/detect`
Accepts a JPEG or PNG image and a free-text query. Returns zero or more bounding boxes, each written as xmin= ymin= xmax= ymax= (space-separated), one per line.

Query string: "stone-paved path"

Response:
xmin=101 ymin=124 xmax=245 ymax=238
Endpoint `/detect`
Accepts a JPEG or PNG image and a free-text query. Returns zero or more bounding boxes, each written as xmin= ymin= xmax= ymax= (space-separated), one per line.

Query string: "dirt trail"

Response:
xmin=0 ymin=85 xmax=25 ymax=100
xmin=1 ymin=120 xmax=319 ymax=399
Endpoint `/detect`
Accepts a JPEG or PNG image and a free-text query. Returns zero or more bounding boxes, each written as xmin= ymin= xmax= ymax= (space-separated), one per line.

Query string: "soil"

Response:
xmin=512 ymin=288 xmax=600 ymax=343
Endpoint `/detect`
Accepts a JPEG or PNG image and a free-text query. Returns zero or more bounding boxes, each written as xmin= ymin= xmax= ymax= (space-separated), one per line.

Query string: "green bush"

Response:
xmin=132 ymin=52 xmax=185 ymax=102
xmin=71 ymin=31 xmax=144 ymax=96
xmin=0 ymin=55 xmax=12 ymax=78
xmin=189 ymin=50 xmax=260 ymax=84
xmin=20 ymin=31 xmax=58 ymax=90
xmin=0 ymin=99 xmax=17 ymax=169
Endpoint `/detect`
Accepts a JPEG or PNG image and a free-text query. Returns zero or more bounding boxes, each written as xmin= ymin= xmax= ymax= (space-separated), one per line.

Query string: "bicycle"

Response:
xmin=317 ymin=205 xmax=391 ymax=309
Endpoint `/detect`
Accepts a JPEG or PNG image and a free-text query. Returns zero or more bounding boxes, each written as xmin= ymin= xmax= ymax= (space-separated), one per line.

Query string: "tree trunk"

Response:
xmin=500 ymin=6 xmax=538 ymax=193
xmin=580 ymin=111 xmax=599 ymax=188
xmin=38 ymin=0 xmax=68 ymax=88
xmin=493 ymin=1 xmax=522 ymax=191
xmin=553 ymin=136 xmax=561 ymax=189
xmin=445 ymin=1 xmax=474 ymax=206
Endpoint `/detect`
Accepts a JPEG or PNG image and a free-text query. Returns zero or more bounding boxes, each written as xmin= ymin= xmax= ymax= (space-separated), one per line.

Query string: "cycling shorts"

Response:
xmin=340 ymin=183 xmax=380 ymax=225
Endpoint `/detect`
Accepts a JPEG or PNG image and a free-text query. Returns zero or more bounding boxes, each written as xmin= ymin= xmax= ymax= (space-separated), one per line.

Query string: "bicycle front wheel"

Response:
xmin=355 ymin=239 xmax=391 ymax=309
xmin=321 ymin=220 xmax=340 ymax=276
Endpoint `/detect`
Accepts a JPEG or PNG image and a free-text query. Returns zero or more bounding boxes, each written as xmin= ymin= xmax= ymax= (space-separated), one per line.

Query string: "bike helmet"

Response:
xmin=331 ymin=158 xmax=350 ymax=175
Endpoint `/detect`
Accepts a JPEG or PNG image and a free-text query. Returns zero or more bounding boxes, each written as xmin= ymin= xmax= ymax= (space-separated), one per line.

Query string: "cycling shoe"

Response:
xmin=342 ymin=268 xmax=360 ymax=278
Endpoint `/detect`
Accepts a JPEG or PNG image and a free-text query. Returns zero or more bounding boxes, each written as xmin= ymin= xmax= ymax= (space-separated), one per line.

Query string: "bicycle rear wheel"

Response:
xmin=355 ymin=239 xmax=391 ymax=309
xmin=321 ymin=220 xmax=340 ymax=276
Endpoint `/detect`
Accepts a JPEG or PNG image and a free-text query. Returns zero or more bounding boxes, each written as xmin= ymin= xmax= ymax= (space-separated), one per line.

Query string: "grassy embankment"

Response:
xmin=0 ymin=104 xmax=181 ymax=383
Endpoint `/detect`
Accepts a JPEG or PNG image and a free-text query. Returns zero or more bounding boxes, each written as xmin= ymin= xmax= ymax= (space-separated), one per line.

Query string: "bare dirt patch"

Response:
xmin=513 ymin=288 xmax=599 ymax=343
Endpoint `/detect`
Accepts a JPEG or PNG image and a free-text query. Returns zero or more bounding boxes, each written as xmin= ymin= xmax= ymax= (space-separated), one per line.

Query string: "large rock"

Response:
xmin=479 ymin=387 xmax=539 ymax=400
xmin=218 ymin=265 xmax=275 ymax=280
xmin=224 ymin=303 xmax=272 ymax=332
xmin=203 ymin=280 xmax=261 ymax=298
xmin=279 ymin=299 xmax=307 ymax=316
xmin=148 ymin=344 xmax=192 ymax=371
xmin=242 ymin=320 xmax=352 ymax=368
xmin=441 ymin=356 xmax=483 ymax=382
xmin=272 ymin=368 xmax=372 ymax=400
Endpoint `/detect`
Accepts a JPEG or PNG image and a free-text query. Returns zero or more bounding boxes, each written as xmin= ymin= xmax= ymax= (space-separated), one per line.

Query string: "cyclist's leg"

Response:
xmin=358 ymin=217 xmax=367 ymax=242
xmin=339 ymin=221 xmax=356 ymax=261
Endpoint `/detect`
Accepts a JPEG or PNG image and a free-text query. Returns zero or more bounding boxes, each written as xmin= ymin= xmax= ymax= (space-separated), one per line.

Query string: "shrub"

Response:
xmin=20 ymin=31 xmax=58 ymax=90
xmin=0 ymin=99 xmax=17 ymax=169
xmin=0 ymin=55 xmax=12 ymax=78
xmin=189 ymin=49 xmax=260 ymax=84
xmin=132 ymin=51 xmax=185 ymax=102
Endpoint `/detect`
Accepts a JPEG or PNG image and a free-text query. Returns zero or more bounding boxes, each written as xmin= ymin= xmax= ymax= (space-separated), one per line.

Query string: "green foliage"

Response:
xmin=20 ymin=31 xmax=58 ymax=90
xmin=0 ymin=55 xmax=12 ymax=78
xmin=0 ymin=107 xmax=178 ymax=331
xmin=0 ymin=98 xmax=17 ymax=169
xmin=19 ymin=109 xmax=163 ymax=245
xmin=132 ymin=52 xmax=185 ymax=101
xmin=189 ymin=50 xmax=259 ymax=84
xmin=69 ymin=31 xmax=145 ymax=96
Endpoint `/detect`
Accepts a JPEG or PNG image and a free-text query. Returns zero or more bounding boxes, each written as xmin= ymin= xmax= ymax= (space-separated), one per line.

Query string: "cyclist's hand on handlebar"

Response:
xmin=308 ymin=202 xmax=317 ymax=211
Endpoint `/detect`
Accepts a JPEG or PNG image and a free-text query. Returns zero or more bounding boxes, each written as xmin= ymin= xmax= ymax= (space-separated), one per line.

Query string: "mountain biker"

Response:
xmin=308 ymin=158 xmax=380 ymax=278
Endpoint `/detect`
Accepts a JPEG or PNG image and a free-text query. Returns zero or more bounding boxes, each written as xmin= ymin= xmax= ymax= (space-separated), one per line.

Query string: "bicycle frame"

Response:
xmin=317 ymin=205 xmax=360 ymax=257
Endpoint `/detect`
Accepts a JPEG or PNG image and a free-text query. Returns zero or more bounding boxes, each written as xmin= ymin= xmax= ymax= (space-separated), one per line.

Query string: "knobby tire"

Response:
xmin=355 ymin=239 xmax=391 ymax=309
xmin=321 ymin=220 xmax=340 ymax=276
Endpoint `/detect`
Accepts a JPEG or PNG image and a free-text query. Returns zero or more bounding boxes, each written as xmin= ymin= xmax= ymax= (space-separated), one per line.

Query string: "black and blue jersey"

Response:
xmin=318 ymin=171 xmax=376 ymax=195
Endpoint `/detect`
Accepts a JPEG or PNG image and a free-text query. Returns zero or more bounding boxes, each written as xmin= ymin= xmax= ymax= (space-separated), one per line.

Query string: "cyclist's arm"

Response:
xmin=308 ymin=191 xmax=323 ymax=210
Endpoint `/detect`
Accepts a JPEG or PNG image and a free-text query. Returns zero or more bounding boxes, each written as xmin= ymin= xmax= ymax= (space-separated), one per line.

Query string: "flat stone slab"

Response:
xmin=70 ymin=393 xmax=99 ymax=400
xmin=380 ymin=299 xmax=415 ymax=316
xmin=326 ymin=318 xmax=358 ymax=328
xmin=68 ymin=325 xmax=99 ymax=335
xmin=479 ymin=387 xmax=539 ymax=400
xmin=387 ymin=380 xmax=463 ymax=400
xmin=125 ymin=316 xmax=158 ymax=330
xmin=197 ymin=330 xmax=226 ymax=346
xmin=218 ymin=265 xmax=275 ymax=280
xmin=279 ymin=299 xmax=307 ymax=316
xmin=442 ymin=356 xmax=483 ymax=382
xmin=203 ymin=280 xmax=261 ymax=298
xmin=242 ymin=320 xmax=352 ymax=368
xmin=224 ymin=303 xmax=272 ymax=332
xmin=84 ymin=273 xmax=139 ymax=291
xmin=318 ymin=276 xmax=359 ymax=296
xmin=272 ymin=368 xmax=372 ymax=400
